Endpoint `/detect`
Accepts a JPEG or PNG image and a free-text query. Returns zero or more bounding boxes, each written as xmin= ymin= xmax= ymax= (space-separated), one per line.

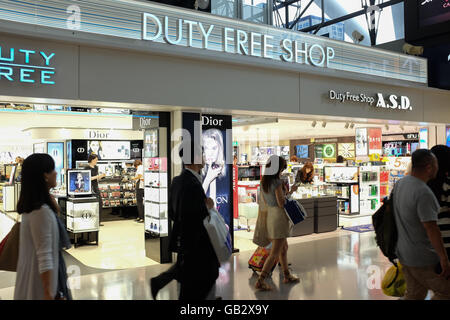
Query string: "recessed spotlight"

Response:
xmin=344 ymin=122 xmax=350 ymax=129
xmin=311 ymin=121 xmax=317 ymax=128
xmin=349 ymin=123 xmax=355 ymax=129
xmin=322 ymin=121 xmax=327 ymax=128
xmin=385 ymin=124 xmax=389 ymax=130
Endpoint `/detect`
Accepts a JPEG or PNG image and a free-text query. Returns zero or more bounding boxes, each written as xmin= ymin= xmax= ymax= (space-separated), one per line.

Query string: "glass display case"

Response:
xmin=144 ymin=127 xmax=169 ymax=237
xmin=324 ymin=166 xmax=360 ymax=215
xmin=359 ymin=165 xmax=381 ymax=215
xmin=236 ymin=180 xmax=259 ymax=231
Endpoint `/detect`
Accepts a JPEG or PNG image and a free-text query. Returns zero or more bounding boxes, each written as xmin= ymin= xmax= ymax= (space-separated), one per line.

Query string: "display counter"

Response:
xmin=291 ymin=196 xmax=338 ymax=236
xmin=291 ymin=198 xmax=314 ymax=236
xmin=59 ymin=196 xmax=99 ymax=247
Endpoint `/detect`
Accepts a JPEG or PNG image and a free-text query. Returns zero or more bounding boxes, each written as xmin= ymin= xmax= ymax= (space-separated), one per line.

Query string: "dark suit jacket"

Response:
xmin=168 ymin=169 xmax=219 ymax=293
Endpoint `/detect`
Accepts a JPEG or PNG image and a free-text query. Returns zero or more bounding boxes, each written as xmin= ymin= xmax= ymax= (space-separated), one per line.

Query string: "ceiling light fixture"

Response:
xmin=344 ymin=122 xmax=349 ymax=129
xmin=385 ymin=124 xmax=389 ymax=130
xmin=322 ymin=121 xmax=327 ymax=128
xmin=311 ymin=120 xmax=317 ymax=128
xmin=349 ymin=123 xmax=355 ymax=129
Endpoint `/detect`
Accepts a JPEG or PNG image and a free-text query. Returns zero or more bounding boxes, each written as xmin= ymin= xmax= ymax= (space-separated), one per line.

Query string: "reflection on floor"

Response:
xmin=0 ymin=231 xmax=396 ymax=300
xmin=66 ymin=220 xmax=159 ymax=270
xmin=1 ymin=211 xmax=395 ymax=300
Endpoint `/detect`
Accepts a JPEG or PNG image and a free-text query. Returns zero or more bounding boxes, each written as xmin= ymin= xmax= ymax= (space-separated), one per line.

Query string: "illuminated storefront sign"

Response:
xmin=142 ymin=13 xmax=335 ymax=68
xmin=0 ymin=46 xmax=55 ymax=85
xmin=328 ymin=90 xmax=413 ymax=111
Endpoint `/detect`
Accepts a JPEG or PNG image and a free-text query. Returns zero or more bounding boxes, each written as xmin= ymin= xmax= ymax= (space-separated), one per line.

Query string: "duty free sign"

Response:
xmin=328 ymin=90 xmax=413 ymax=111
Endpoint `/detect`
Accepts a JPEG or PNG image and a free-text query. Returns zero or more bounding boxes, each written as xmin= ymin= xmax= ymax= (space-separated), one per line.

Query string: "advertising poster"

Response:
xmin=314 ymin=145 xmax=324 ymax=158
xmin=447 ymin=126 xmax=450 ymax=147
xmin=47 ymin=142 xmax=64 ymax=187
xmin=322 ymin=144 xmax=336 ymax=159
xmin=355 ymin=128 xmax=368 ymax=157
xmin=368 ymin=128 xmax=382 ymax=155
xmin=68 ymin=170 xmax=91 ymax=195
xmin=295 ymin=145 xmax=309 ymax=159
xmin=144 ymin=129 xmax=158 ymax=158
xmin=419 ymin=128 xmax=428 ymax=149
xmin=67 ymin=141 xmax=72 ymax=169
xmin=88 ymin=141 xmax=131 ymax=160
xmin=201 ymin=114 xmax=233 ymax=232
xmin=338 ymin=143 xmax=355 ymax=159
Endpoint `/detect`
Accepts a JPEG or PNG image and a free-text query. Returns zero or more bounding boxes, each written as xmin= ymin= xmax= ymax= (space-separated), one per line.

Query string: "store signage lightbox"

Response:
xmin=368 ymin=128 xmax=382 ymax=155
xmin=47 ymin=142 xmax=64 ymax=187
xmin=142 ymin=13 xmax=335 ymax=68
xmin=355 ymin=128 xmax=368 ymax=157
xmin=0 ymin=45 xmax=55 ymax=84
xmin=328 ymin=90 xmax=413 ymax=111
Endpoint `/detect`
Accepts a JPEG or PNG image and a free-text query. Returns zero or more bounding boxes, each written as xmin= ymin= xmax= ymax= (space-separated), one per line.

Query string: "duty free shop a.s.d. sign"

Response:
xmin=328 ymin=90 xmax=413 ymax=111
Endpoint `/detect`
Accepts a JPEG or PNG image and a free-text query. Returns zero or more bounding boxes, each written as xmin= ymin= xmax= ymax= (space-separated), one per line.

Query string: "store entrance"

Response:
xmin=231 ymin=115 xmax=438 ymax=252
xmin=0 ymin=103 xmax=167 ymax=269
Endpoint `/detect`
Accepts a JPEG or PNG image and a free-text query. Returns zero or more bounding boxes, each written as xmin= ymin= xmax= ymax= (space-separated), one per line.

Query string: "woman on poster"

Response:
xmin=202 ymin=129 xmax=227 ymax=205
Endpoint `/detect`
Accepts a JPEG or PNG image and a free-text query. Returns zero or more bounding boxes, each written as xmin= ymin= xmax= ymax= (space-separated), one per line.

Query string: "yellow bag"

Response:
xmin=382 ymin=263 xmax=406 ymax=297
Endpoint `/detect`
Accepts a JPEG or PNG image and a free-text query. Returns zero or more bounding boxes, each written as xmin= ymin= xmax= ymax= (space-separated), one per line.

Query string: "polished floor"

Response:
xmin=1 ymin=211 xmax=397 ymax=300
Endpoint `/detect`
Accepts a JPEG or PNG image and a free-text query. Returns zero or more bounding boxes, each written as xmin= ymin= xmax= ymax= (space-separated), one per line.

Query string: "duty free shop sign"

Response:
xmin=328 ymin=90 xmax=413 ymax=111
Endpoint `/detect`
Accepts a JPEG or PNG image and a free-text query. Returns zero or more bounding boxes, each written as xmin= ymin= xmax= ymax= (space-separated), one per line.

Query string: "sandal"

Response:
xmin=255 ymin=271 xmax=273 ymax=291
xmin=255 ymin=278 xmax=272 ymax=291
xmin=283 ymin=272 xmax=300 ymax=284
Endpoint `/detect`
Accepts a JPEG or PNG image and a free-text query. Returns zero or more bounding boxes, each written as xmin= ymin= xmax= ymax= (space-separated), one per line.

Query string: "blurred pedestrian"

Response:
xmin=393 ymin=149 xmax=450 ymax=300
xmin=256 ymin=155 xmax=299 ymax=291
xmin=150 ymin=142 xmax=219 ymax=300
xmin=429 ymin=145 xmax=450 ymax=258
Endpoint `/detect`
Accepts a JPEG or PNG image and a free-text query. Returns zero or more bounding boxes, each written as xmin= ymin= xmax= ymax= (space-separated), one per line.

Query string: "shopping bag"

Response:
xmin=248 ymin=244 xmax=278 ymax=273
xmin=204 ymin=208 xmax=232 ymax=264
xmin=283 ymin=197 xmax=307 ymax=225
xmin=382 ymin=263 xmax=406 ymax=297
xmin=253 ymin=188 xmax=270 ymax=247
xmin=0 ymin=222 xmax=20 ymax=272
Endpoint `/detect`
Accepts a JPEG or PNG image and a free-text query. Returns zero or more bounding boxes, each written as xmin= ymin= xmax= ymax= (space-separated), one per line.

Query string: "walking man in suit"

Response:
xmin=150 ymin=142 xmax=219 ymax=300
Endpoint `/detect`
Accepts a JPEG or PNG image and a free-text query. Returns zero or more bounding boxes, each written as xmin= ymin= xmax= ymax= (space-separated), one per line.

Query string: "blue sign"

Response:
xmin=0 ymin=46 xmax=56 ymax=85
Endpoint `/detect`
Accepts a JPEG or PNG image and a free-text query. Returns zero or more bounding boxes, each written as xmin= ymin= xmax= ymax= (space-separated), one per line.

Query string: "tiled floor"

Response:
xmin=1 ymin=210 xmax=396 ymax=300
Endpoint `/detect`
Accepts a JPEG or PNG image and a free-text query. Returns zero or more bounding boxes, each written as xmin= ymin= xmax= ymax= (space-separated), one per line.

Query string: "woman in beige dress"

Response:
xmin=255 ymin=155 xmax=300 ymax=290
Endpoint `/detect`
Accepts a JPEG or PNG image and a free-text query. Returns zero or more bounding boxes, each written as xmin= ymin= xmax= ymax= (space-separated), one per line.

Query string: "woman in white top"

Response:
xmin=14 ymin=154 xmax=66 ymax=300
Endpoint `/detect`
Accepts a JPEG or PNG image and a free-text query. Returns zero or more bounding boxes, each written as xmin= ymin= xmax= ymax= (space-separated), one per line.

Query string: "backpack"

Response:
xmin=372 ymin=190 xmax=398 ymax=265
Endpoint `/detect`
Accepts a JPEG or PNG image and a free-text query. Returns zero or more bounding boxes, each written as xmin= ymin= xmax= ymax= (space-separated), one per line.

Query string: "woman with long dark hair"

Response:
xmin=14 ymin=154 xmax=71 ymax=300
xmin=295 ymin=162 xmax=315 ymax=184
xmin=255 ymin=155 xmax=300 ymax=291
xmin=428 ymin=145 xmax=450 ymax=257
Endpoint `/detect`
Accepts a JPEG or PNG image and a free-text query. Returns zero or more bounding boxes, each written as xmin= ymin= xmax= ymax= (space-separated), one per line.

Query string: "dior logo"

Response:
xmin=89 ymin=130 xmax=110 ymax=139
xmin=77 ymin=147 xmax=85 ymax=153
xmin=140 ymin=117 xmax=152 ymax=128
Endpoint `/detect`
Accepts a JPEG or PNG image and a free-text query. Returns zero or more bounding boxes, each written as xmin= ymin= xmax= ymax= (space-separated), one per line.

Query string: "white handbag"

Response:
xmin=204 ymin=208 xmax=232 ymax=264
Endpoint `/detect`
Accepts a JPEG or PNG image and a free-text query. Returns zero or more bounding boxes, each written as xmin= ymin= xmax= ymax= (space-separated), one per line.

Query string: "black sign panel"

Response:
xmin=419 ymin=0 xmax=450 ymax=27
xmin=71 ymin=140 xmax=88 ymax=164
xmin=131 ymin=140 xmax=143 ymax=159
